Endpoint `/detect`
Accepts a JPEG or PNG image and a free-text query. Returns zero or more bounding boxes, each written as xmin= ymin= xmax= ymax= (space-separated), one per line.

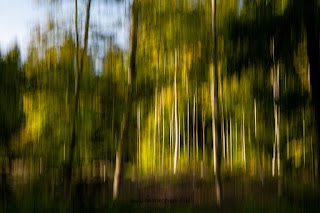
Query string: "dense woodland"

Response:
xmin=1 ymin=0 xmax=320 ymax=211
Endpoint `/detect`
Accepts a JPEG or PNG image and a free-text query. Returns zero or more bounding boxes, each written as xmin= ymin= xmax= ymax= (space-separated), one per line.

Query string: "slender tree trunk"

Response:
xmin=113 ymin=0 xmax=138 ymax=200
xmin=188 ymin=92 xmax=190 ymax=165
xmin=287 ymin=122 xmax=289 ymax=160
xmin=196 ymin=91 xmax=199 ymax=162
xmin=303 ymin=115 xmax=306 ymax=166
xmin=159 ymin=93 xmax=161 ymax=174
xmin=138 ymin=106 xmax=141 ymax=174
xmin=170 ymin=116 xmax=172 ymax=173
xmin=235 ymin=122 xmax=237 ymax=162
xmin=74 ymin=0 xmax=79 ymax=87
xmin=230 ymin=117 xmax=232 ymax=171
xmin=193 ymin=96 xmax=196 ymax=172
xmin=255 ymin=99 xmax=264 ymax=184
xmin=67 ymin=0 xmax=91 ymax=196
xmin=162 ymin=89 xmax=165 ymax=175
xmin=183 ymin=115 xmax=186 ymax=157
xmin=137 ymin=108 xmax=139 ymax=174
xmin=226 ymin=118 xmax=229 ymax=166
xmin=154 ymin=88 xmax=157 ymax=174
xmin=202 ymin=110 xmax=206 ymax=178
xmin=212 ymin=0 xmax=222 ymax=205
xmin=222 ymin=118 xmax=225 ymax=160
xmin=212 ymin=84 xmax=216 ymax=174
xmin=277 ymin=106 xmax=280 ymax=176
xmin=272 ymin=38 xmax=280 ymax=177
xmin=170 ymin=105 xmax=174 ymax=174
xmin=202 ymin=110 xmax=205 ymax=164
xmin=174 ymin=50 xmax=179 ymax=174
xmin=242 ymin=110 xmax=246 ymax=172
xmin=179 ymin=115 xmax=181 ymax=169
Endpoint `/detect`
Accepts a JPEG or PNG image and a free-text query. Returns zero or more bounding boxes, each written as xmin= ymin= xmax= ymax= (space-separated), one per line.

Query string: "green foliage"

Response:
xmin=0 ymin=45 xmax=24 ymax=145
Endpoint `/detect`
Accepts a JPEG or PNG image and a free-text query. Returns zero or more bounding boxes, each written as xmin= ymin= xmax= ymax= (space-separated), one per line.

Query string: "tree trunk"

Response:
xmin=272 ymin=38 xmax=280 ymax=177
xmin=202 ymin=110 xmax=206 ymax=164
xmin=242 ymin=110 xmax=246 ymax=172
xmin=212 ymin=0 xmax=222 ymax=205
xmin=153 ymin=88 xmax=157 ymax=174
xmin=230 ymin=117 xmax=232 ymax=171
xmin=287 ymin=122 xmax=289 ymax=160
xmin=113 ymin=0 xmax=138 ymax=200
xmin=174 ymin=50 xmax=179 ymax=174
xmin=183 ymin=115 xmax=186 ymax=157
xmin=303 ymin=115 xmax=306 ymax=167
xmin=235 ymin=122 xmax=237 ymax=162
xmin=162 ymin=89 xmax=165 ymax=175
xmin=137 ymin=105 xmax=141 ymax=174
xmin=67 ymin=0 xmax=91 ymax=196
xmin=255 ymin=99 xmax=264 ymax=184
xmin=192 ymin=95 xmax=196 ymax=185
xmin=188 ymin=95 xmax=190 ymax=165
xmin=226 ymin=118 xmax=229 ymax=166
xmin=196 ymin=91 xmax=199 ymax=162
xmin=202 ymin=109 xmax=206 ymax=178
xmin=186 ymin=73 xmax=190 ymax=166
xmin=222 ymin=117 xmax=225 ymax=160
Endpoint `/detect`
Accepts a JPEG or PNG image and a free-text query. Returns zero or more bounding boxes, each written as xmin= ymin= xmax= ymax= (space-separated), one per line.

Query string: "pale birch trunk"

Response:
xmin=226 ymin=118 xmax=229 ymax=166
xmin=196 ymin=92 xmax=199 ymax=162
xmin=303 ymin=116 xmax=305 ymax=167
xmin=222 ymin=117 xmax=225 ymax=160
xmin=203 ymin=110 xmax=206 ymax=163
xmin=174 ymin=48 xmax=179 ymax=174
xmin=193 ymin=96 xmax=196 ymax=170
xmin=202 ymin=109 xmax=205 ymax=178
xmin=235 ymin=122 xmax=237 ymax=162
xmin=159 ymin=95 xmax=161 ymax=174
xmin=162 ymin=89 xmax=165 ymax=175
xmin=153 ymin=88 xmax=157 ymax=174
xmin=230 ymin=117 xmax=232 ymax=171
xmin=179 ymin=115 xmax=181 ymax=169
xmin=137 ymin=106 xmax=140 ymax=174
xmin=255 ymin=99 xmax=264 ymax=184
xmin=170 ymin=115 xmax=172 ymax=173
xmin=242 ymin=110 xmax=246 ymax=172
xmin=272 ymin=38 xmax=280 ymax=177
xmin=211 ymin=84 xmax=216 ymax=174
xmin=187 ymin=75 xmax=190 ymax=165
xmin=287 ymin=122 xmax=289 ymax=160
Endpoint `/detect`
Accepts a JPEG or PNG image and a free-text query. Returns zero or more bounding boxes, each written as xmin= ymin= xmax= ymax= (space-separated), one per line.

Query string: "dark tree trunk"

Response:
xmin=66 ymin=0 xmax=91 ymax=197
xmin=212 ymin=0 xmax=222 ymax=205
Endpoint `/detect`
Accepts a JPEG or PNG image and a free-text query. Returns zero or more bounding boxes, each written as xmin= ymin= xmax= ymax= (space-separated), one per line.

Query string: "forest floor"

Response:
xmin=1 ymin=174 xmax=319 ymax=212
